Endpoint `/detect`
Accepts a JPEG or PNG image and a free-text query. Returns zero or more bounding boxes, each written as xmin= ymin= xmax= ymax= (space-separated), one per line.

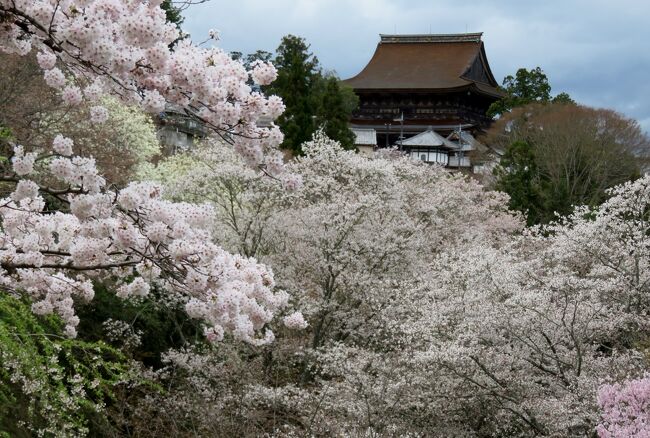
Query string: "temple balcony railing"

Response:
xmin=352 ymin=106 xmax=492 ymax=127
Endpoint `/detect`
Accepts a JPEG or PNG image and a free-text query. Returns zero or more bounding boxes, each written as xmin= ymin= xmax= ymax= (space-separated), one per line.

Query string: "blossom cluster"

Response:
xmin=0 ymin=0 xmax=306 ymax=342
xmin=283 ymin=311 xmax=308 ymax=330
xmin=0 ymin=139 xmax=295 ymax=342
xmin=143 ymin=132 xmax=527 ymax=435
xmin=597 ymin=375 xmax=650 ymax=437
xmin=0 ymin=0 xmax=289 ymax=173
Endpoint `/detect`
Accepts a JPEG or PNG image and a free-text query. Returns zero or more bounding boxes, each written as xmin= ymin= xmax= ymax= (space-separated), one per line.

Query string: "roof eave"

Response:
xmin=345 ymin=83 xmax=503 ymax=97
xmin=470 ymin=83 xmax=506 ymax=99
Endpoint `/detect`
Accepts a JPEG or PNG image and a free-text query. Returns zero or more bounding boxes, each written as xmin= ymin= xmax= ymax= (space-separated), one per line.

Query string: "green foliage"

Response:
xmin=231 ymin=50 xmax=274 ymax=70
xmin=493 ymin=141 xmax=544 ymax=225
xmin=263 ymin=35 xmax=357 ymax=155
xmin=160 ymin=0 xmax=184 ymax=29
xmin=265 ymin=35 xmax=320 ymax=155
xmin=0 ymin=293 xmax=131 ymax=437
xmin=232 ymin=50 xmax=274 ymax=86
xmin=551 ymin=92 xmax=575 ymax=105
xmin=160 ymin=0 xmax=186 ymax=48
xmin=246 ymin=50 xmax=273 ymax=68
xmin=494 ymin=137 xmax=616 ymax=225
xmin=0 ymin=127 xmax=12 ymax=141
xmin=76 ymin=283 xmax=203 ymax=369
xmin=314 ymin=76 xmax=357 ymax=150
xmin=230 ymin=51 xmax=243 ymax=62
xmin=487 ymin=67 xmax=573 ymax=117
xmin=0 ymin=284 xmax=199 ymax=436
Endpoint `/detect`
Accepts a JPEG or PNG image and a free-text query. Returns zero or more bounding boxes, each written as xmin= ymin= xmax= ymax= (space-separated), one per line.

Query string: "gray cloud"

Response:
xmin=184 ymin=0 xmax=650 ymax=131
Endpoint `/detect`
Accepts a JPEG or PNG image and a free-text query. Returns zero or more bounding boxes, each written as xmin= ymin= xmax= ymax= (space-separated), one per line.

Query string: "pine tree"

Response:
xmin=265 ymin=35 xmax=358 ymax=155
xmin=493 ymin=140 xmax=544 ymax=225
xmin=266 ymin=35 xmax=320 ymax=155
xmin=316 ymin=76 xmax=356 ymax=150
xmin=487 ymin=67 xmax=574 ymax=118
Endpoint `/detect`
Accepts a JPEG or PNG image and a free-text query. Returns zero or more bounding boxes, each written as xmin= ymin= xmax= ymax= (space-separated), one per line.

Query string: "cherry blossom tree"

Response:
xmin=598 ymin=375 xmax=650 ymax=437
xmin=137 ymin=130 xmax=650 ymax=436
xmin=0 ymin=0 xmax=301 ymax=343
xmin=3 ymin=2 xmax=650 ymax=435
xmin=413 ymin=175 xmax=650 ymax=435
xmin=144 ymin=132 xmax=523 ymax=435
xmin=138 ymin=137 xmax=282 ymax=258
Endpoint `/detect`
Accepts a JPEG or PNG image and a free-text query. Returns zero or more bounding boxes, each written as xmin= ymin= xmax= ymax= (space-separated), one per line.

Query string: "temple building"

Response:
xmin=155 ymin=104 xmax=207 ymax=154
xmin=343 ymin=33 xmax=502 ymax=169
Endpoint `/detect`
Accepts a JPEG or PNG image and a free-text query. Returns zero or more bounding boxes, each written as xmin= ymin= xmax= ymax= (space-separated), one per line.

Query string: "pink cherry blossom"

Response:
xmin=36 ymin=49 xmax=56 ymax=69
xmin=598 ymin=375 xmax=650 ymax=437
xmin=283 ymin=311 xmax=308 ymax=330
xmin=0 ymin=0 xmax=294 ymax=344
xmin=52 ymin=134 xmax=74 ymax=156
xmin=42 ymin=67 xmax=66 ymax=89
xmin=90 ymin=106 xmax=110 ymax=124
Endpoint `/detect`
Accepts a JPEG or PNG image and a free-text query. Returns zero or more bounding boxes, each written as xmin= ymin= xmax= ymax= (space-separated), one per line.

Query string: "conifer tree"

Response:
xmin=266 ymin=35 xmax=320 ymax=155
xmin=487 ymin=67 xmax=574 ymax=117
xmin=266 ymin=35 xmax=357 ymax=155
xmin=316 ymin=76 xmax=356 ymax=150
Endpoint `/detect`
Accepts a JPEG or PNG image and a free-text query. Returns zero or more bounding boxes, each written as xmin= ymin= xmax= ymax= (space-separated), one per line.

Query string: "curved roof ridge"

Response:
xmin=379 ymin=33 xmax=483 ymax=44
xmin=460 ymin=44 xmax=499 ymax=87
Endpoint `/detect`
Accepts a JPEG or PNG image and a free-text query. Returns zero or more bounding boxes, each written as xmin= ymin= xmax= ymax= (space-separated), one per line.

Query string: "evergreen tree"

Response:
xmin=266 ymin=35 xmax=320 ymax=155
xmin=161 ymin=0 xmax=184 ymax=29
xmin=315 ymin=76 xmax=356 ymax=150
xmin=487 ymin=67 xmax=574 ymax=117
xmin=245 ymin=50 xmax=273 ymax=68
xmin=264 ymin=35 xmax=357 ymax=155
xmin=231 ymin=51 xmax=273 ymax=86
xmin=160 ymin=0 xmax=186 ymax=47
xmin=230 ymin=51 xmax=243 ymax=62
xmin=551 ymin=92 xmax=575 ymax=105
xmin=493 ymin=141 xmax=545 ymax=225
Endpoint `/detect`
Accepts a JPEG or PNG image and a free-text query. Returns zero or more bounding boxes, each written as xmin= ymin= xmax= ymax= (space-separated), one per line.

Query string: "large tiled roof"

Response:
xmin=343 ymin=33 xmax=502 ymax=97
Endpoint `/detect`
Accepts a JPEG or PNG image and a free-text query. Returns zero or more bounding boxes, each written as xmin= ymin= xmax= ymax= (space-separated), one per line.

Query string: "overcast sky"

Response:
xmin=183 ymin=0 xmax=650 ymax=132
